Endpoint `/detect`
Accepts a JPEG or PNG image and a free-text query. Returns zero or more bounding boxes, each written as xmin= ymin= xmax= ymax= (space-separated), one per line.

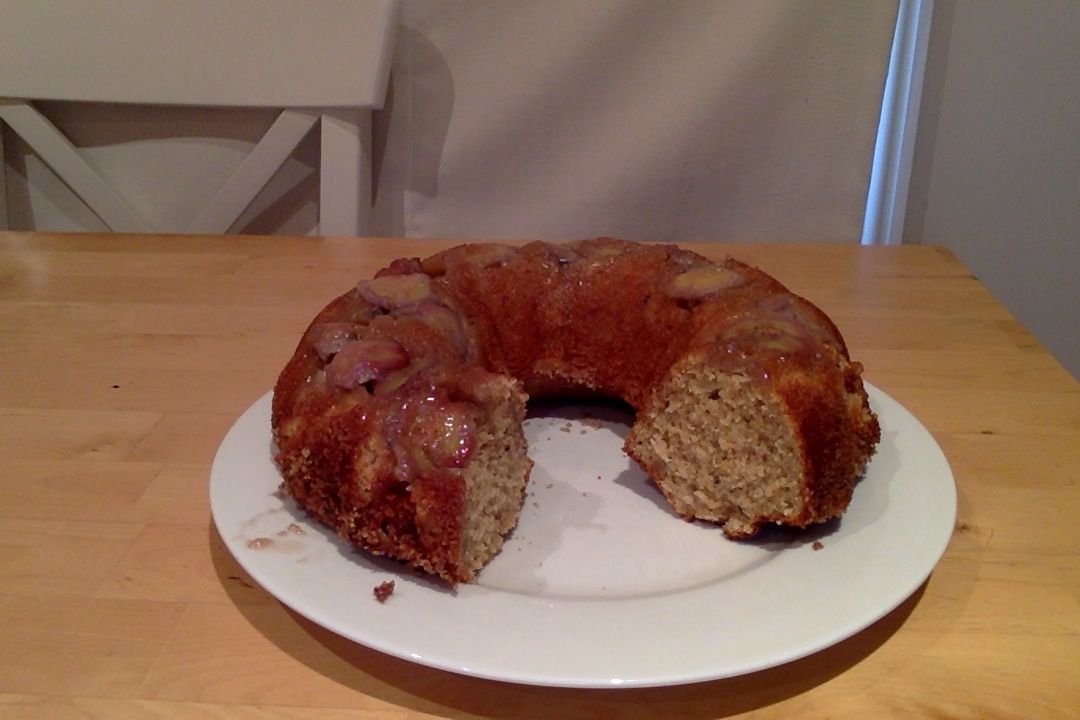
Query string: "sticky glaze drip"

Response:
xmin=708 ymin=295 xmax=837 ymax=381
xmin=380 ymin=388 xmax=478 ymax=483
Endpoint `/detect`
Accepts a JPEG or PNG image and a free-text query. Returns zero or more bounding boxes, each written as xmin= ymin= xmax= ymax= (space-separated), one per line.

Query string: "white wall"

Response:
xmin=905 ymin=0 xmax=1080 ymax=378
xmin=3 ymin=1 xmax=896 ymax=244
xmin=372 ymin=1 xmax=897 ymax=243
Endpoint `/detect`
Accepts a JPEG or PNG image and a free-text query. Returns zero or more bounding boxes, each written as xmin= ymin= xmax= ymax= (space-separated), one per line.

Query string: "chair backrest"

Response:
xmin=0 ymin=0 xmax=398 ymax=235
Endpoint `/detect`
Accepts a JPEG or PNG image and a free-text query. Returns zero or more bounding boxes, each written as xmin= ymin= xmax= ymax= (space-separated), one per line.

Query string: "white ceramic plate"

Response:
xmin=210 ymin=383 xmax=955 ymax=688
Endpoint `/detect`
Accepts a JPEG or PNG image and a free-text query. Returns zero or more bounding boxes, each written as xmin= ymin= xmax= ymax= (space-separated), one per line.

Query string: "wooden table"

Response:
xmin=1 ymin=231 xmax=1077 ymax=718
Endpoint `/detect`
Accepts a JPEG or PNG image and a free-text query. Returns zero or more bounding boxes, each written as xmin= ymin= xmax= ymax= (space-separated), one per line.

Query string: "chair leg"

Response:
xmin=0 ymin=100 xmax=150 ymax=232
xmin=319 ymin=109 xmax=372 ymax=237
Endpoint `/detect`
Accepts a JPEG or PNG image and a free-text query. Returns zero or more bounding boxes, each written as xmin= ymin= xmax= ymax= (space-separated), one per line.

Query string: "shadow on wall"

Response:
xmin=901 ymin=0 xmax=956 ymax=245
xmin=2 ymin=101 xmax=320 ymax=235
xmin=371 ymin=25 xmax=455 ymax=238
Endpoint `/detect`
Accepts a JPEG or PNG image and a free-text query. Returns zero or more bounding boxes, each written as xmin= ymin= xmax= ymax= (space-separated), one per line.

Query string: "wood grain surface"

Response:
xmin=1 ymin=232 xmax=1077 ymax=719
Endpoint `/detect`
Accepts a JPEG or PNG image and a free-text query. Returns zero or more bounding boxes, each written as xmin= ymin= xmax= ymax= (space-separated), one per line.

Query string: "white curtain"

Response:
xmin=373 ymin=0 xmax=899 ymax=244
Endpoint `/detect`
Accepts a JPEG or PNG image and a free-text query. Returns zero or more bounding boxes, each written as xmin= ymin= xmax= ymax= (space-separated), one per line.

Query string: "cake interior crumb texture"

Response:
xmin=458 ymin=381 xmax=532 ymax=581
xmin=627 ymin=362 xmax=804 ymax=538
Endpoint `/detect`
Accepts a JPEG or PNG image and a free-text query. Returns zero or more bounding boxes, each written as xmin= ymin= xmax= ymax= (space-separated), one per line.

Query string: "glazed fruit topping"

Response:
xmin=384 ymin=391 xmax=478 ymax=481
xmin=375 ymin=257 xmax=424 ymax=278
xmin=581 ymin=245 xmax=623 ymax=259
xmin=357 ymin=273 xmax=433 ymax=309
xmin=760 ymin=294 xmax=841 ymax=348
xmin=572 ymin=241 xmax=626 ymax=267
xmin=666 ymin=265 xmax=748 ymax=300
xmin=548 ymin=243 xmax=582 ymax=266
xmin=394 ymin=302 xmax=471 ymax=359
xmin=460 ymin=243 xmax=518 ymax=269
xmin=422 ymin=244 xmax=518 ymax=276
xmin=412 ymin=400 xmax=476 ymax=469
xmin=373 ymin=354 xmax=439 ymax=397
xmin=325 ymin=339 xmax=410 ymax=389
xmin=716 ymin=313 xmax=818 ymax=368
xmin=307 ymin=322 xmax=361 ymax=360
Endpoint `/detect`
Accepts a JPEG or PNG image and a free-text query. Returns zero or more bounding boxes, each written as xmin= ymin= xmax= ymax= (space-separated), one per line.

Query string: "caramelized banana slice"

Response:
xmin=325 ymin=339 xmax=410 ymax=389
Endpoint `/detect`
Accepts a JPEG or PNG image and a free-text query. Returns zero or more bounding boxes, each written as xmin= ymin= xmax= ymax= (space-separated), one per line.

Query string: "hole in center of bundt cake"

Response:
xmin=472 ymin=397 xmax=797 ymax=599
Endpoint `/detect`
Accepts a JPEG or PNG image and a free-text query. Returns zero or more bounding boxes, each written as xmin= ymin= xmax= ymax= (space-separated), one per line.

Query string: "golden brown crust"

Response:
xmin=271 ymin=237 xmax=879 ymax=583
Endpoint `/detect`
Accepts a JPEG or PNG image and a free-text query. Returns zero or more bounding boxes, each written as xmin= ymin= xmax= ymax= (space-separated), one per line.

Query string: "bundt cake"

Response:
xmin=271 ymin=238 xmax=880 ymax=584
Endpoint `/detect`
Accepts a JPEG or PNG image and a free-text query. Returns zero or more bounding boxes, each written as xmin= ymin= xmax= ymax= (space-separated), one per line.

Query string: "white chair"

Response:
xmin=0 ymin=0 xmax=398 ymax=236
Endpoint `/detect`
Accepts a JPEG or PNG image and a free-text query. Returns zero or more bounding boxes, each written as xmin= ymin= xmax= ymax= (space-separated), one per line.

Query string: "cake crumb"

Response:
xmin=582 ymin=418 xmax=603 ymax=429
xmin=374 ymin=580 xmax=395 ymax=603
xmin=812 ymin=541 xmax=824 ymax=551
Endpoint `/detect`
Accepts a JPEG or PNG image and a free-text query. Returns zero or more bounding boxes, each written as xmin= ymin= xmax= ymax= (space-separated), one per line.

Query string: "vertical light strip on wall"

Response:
xmin=861 ymin=0 xmax=934 ymax=245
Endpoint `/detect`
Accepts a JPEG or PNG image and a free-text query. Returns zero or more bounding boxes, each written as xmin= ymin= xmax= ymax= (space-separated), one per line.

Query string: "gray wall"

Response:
xmin=905 ymin=0 xmax=1079 ymax=378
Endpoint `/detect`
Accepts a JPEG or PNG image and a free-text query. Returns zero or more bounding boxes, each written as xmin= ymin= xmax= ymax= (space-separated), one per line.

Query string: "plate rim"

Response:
xmin=209 ymin=382 xmax=956 ymax=688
